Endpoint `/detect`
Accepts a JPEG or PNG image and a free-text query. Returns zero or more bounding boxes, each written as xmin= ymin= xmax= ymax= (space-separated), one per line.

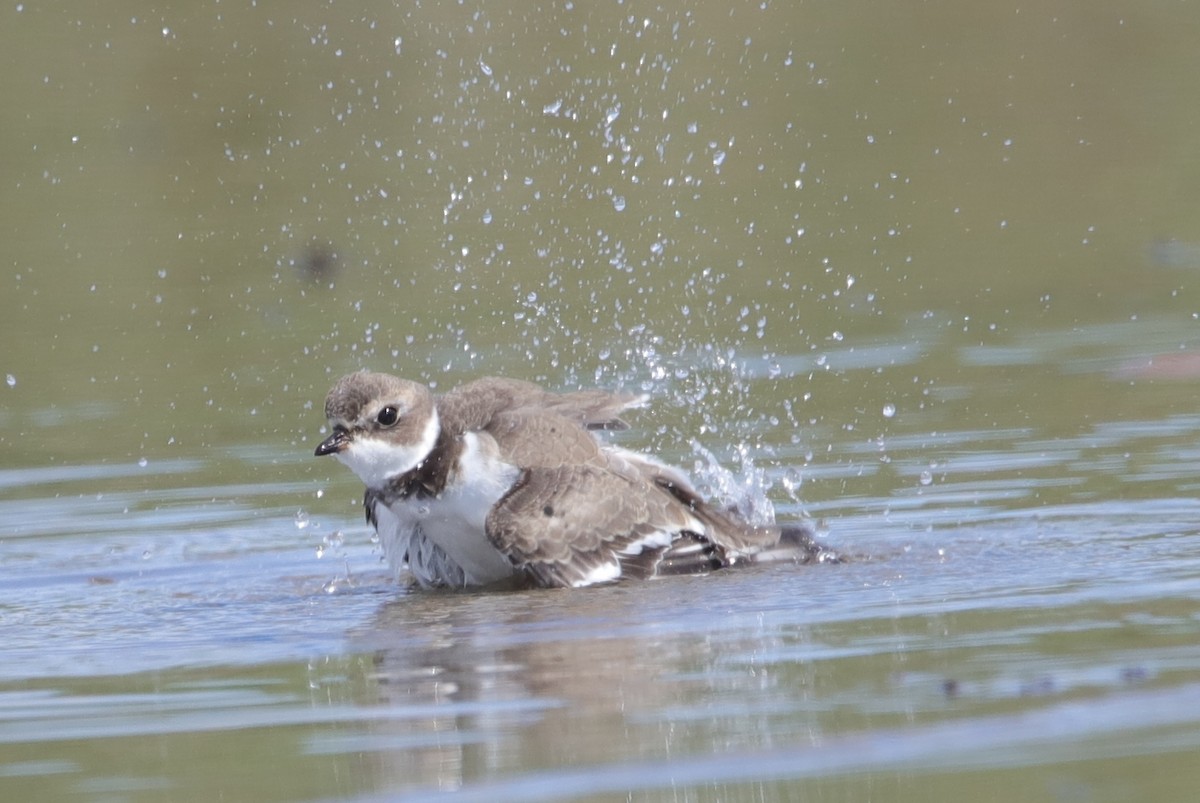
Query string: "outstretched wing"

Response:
xmin=485 ymin=464 xmax=706 ymax=588
xmin=438 ymin=377 xmax=645 ymax=435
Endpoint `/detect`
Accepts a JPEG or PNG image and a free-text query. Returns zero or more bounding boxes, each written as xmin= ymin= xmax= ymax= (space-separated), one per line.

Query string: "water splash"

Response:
xmin=690 ymin=441 xmax=777 ymax=527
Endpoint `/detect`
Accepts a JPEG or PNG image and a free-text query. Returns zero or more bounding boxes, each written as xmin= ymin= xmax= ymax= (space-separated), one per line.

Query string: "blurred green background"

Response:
xmin=5 ymin=1 xmax=1199 ymax=475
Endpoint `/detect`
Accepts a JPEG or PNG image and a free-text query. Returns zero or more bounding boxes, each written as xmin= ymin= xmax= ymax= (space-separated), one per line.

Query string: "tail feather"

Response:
xmin=653 ymin=534 xmax=724 ymax=576
xmin=653 ymin=474 xmax=838 ymax=566
xmin=751 ymin=523 xmax=838 ymax=565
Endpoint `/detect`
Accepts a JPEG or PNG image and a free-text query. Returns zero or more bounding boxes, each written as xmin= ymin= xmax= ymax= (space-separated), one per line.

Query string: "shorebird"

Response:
xmin=315 ymin=372 xmax=825 ymax=589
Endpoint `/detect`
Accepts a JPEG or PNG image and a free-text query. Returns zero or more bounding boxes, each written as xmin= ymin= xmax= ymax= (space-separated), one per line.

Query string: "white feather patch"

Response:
xmin=370 ymin=499 xmax=414 ymax=581
xmin=617 ymin=528 xmax=675 ymax=556
xmin=336 ymin=410 xmax=440 ymax=489
xmin=409 ymin=432 xmax=521 ymax=586
xmin=572 ymin=561 xmax=621 ymax=587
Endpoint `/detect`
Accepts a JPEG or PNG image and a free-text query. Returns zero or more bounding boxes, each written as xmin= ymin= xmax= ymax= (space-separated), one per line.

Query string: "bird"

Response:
xmin=314 ymin=371 xmax=827 ymax=590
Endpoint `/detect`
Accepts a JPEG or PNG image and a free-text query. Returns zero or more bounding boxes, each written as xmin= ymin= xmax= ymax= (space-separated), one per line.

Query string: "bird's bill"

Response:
xmin=314 ymin=427 xmax=351 ymax=457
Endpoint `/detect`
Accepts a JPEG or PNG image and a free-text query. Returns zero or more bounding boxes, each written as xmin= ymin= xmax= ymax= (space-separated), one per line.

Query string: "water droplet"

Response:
xmin=4 ymin=374 xmax=14 ymax=388
xmin=137 ymin=457 xmax=148 ymax=468
xmin=882 ymin=403 xmax=896 ymax=418
xmin=612 ymin=195 xmax=626 ymax=212
xmin=780 ymin=467 xmax=803 ymax=500
xmin=919 ymin=471 xmax=933 ymax=486
xmin=712 ymin=150 xmax=726 ymax=167
xmin=295 ymin=510 xmax=310 ymax=530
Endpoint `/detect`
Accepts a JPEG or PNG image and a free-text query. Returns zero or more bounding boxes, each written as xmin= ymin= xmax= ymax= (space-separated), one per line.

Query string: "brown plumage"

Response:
xmin=315 ymin=372 xmax=830 ymax=589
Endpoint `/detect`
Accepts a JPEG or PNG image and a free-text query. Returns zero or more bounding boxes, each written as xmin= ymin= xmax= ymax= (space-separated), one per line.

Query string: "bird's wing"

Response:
xmin=483 ymin=408 xmax=609 ymax=469
xmin=438 ymin=377 xmax=645 ymax=434
xmin=484 ymin=462 xmax=707 ymax=588
xmin=651 ymin=478 xmax=829 ymax=564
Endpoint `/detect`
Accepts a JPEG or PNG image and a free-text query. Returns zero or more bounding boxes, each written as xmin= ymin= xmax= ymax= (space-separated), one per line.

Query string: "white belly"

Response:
xmin=377 ymin=432 xmax=521 ymax=588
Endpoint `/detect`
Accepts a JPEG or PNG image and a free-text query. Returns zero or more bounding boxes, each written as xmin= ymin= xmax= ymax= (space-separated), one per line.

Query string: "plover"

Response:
xmin=315 ymin=372 xmax=825 ymax=589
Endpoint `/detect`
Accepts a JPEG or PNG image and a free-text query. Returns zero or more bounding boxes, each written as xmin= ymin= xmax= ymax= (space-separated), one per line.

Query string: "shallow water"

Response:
xmin=5 ymin=330 xmax=1200 ymax=801
xmin=5 ymin=1 xmax=1200 ymax=801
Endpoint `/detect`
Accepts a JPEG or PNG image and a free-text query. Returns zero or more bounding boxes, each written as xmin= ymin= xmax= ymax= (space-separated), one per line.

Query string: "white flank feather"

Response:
xmin=401 ymin=432 xmax=521 ymax=586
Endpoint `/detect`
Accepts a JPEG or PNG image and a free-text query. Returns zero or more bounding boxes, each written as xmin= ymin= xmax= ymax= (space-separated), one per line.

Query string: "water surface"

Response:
xmin=4 ymin=2 xmax=1200 ymax=801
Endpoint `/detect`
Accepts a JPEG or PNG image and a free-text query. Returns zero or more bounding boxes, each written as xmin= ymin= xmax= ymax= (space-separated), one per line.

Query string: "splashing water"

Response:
xmin=690 ymin=441 xmax=777 ymax=527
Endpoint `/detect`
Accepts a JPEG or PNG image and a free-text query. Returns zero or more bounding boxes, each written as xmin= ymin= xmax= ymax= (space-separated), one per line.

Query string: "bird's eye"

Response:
xmin=376 ymin=406 xmax=399 ymax=426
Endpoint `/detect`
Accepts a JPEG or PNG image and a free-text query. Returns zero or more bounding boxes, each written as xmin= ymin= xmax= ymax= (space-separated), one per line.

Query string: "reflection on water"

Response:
xmin=333 ymin=500 xmax=1200 ymax=801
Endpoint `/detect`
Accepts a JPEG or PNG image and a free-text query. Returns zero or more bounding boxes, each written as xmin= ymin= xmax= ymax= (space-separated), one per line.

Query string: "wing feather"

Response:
xmin=485 ymin=464 xmax=702 ymax=587
xmin=486 ymin=409 xmax=606 ymax=469
xmin=438 ymin=377 xmax=644 ymax=435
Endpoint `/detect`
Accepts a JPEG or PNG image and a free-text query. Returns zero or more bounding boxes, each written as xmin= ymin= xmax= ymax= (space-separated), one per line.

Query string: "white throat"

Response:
xmin=336 ymin=409 xmax=440 ymax=489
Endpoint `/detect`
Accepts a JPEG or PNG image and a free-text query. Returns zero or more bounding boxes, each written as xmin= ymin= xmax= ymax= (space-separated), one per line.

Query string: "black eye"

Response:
xmin=376 ymin=406 xmax=399 ymax=426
